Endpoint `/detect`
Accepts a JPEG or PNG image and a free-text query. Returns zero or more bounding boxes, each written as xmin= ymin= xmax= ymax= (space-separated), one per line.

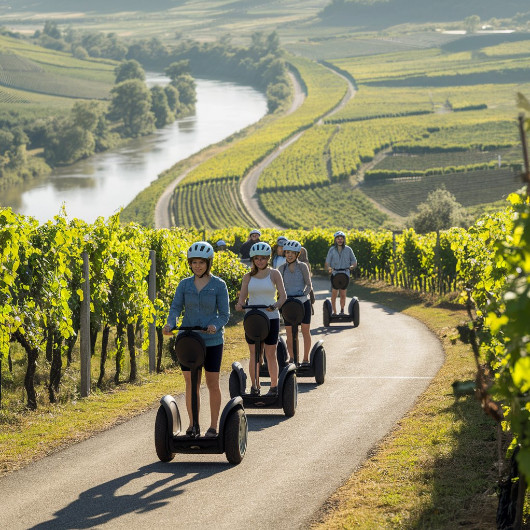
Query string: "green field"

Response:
xmin=0 ymin=34 xmax=115 ymax=102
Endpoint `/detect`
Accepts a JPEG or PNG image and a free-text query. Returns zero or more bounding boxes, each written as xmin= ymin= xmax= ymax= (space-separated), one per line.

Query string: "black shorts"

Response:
xmin=245 ymin=318 xmax=280 ymax=346
xmin=283 ymin=299 xmax=312 ymax=326
xmin=180 ymin=343 xmax=223 ymax=373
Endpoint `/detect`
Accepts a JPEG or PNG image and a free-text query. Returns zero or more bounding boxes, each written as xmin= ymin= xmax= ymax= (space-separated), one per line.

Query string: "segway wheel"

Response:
xmin=282 ymin=373 xmax=297 ymax=417
xmin=154 ymin=406 xmax=175 ymax=462
xmin=323 ymin=300 xmax=331 ymax=327
xmin=313 ymin=346 xmax=326 ymax=385
xmin=224 ymin=408 xmax=248 ymax=465
xmin=349 ymin=297 xmax=360 ymax=328
xmin=229 ymin=369 xmax=241 ymax=398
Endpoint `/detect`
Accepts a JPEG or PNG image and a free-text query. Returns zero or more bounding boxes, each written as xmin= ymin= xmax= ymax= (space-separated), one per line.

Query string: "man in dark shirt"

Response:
xmin=239 ymin=229 xmax=261 ymax=260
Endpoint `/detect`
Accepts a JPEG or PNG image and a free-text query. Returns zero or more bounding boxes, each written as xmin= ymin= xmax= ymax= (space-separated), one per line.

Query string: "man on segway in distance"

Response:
xmin=324 ymin=231 xmax=357 ymax=315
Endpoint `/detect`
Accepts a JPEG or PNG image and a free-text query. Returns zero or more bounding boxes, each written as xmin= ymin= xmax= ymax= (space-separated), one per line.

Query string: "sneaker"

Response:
xmin=267 ymin=386 xmax=278 ymax=396
xmin=339 ymin=310 xmax=345 ymax=315
xmin=205 ymin=427 xmax=217 ymax=438
xmin=186 ymin=426 xmax=199 ymax=437
xmin=250 ymin=386 xmax=260 ymax=396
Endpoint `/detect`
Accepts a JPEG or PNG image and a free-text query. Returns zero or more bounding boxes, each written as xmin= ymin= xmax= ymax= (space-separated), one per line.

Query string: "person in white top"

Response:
xmin=235 ymin=242 xmax=287 ymax=396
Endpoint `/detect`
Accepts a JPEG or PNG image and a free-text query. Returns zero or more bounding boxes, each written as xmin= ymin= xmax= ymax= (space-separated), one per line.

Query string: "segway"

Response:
xmin=323 ymin=269 xmax=360 ymax=327
xmin=229 ymin=305 xmax=298 ymax=417
xmin=155 ymin=326 xmax=248 ymax=465
xmin=281 ymin=297 xmax=326 ymax=385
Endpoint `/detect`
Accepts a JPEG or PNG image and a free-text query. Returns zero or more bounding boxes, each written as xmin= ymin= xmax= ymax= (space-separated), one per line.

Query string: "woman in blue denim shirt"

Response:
xmin=163 ymin=241 xmax=230 ymax=437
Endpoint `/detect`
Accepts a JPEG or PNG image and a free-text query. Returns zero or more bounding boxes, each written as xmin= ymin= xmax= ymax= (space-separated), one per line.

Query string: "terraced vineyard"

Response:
xmin=253 ymin=36 xmax=529 ymax=228
xmin=172 ymin=179 xmax=255 ymax=228
xmin=361 ymin=167 xmax=520 ymax=217
xmin=169 ymin=56 xmax=349 ymax=227
xmin=259 ymin=182 xmax=390 ymax=230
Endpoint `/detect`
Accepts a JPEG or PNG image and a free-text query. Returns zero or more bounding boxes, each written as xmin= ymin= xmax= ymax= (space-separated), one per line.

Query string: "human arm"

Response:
xmin=270 ymin=269 xmax=287 ymax=310
xmin=348 ymin=247 xmax=357 ymax=269
xmin=163 ymin=282 xmax=185 ymax=335
xmin=207 ymin=279 xmax=230 ymax=333
xmin=235 ymin=273 xmax=250 ymax=311
xmin=300 ymin=262 xmax=313 ymax=296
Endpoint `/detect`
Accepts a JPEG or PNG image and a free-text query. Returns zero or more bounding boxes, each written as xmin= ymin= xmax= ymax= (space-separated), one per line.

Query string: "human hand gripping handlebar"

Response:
xmin=241 ymin=304 xmax=276 ymax=312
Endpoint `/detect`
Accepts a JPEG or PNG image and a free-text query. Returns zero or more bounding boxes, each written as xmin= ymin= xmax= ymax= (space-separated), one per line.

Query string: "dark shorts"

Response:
xmin=245 ymin=318 xmax=280 ymax=346
xmin=283 ymin=299 xmax=312 ymax=326
xmin=180 ymin=343 xmax=223 ymax=373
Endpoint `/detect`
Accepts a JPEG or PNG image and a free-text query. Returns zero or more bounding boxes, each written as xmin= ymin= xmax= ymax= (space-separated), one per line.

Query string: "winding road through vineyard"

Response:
xmin=0 ymin=277 xmax=443 ymax=529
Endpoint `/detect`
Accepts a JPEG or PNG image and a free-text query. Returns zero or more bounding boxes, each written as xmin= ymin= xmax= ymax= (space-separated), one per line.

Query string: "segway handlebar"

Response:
xmin=242 ymin=304 xmax=276 ymax=310
xmin=170 ymin=325 xmax=208 ymax=332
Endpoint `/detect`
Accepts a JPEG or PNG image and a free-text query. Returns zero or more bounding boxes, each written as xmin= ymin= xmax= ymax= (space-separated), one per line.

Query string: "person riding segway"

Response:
xmin=323 ymin=231 xmax=360 ymax=327
xmin=279 ymin=240 xmax=326 ymax=384
xmin=156 ymin=241 xmax=247 ymax=463
xmin=231 ymin=242 xmax=298 ymax=416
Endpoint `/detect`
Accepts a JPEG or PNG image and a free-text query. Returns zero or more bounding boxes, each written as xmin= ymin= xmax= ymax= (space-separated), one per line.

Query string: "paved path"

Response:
xmin=0 ymin=277 xmax=443 ymax=529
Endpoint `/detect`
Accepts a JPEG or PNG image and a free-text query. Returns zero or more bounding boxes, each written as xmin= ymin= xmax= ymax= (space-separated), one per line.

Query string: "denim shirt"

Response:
xmin=166 ymin=275 xmax=230 ymax=347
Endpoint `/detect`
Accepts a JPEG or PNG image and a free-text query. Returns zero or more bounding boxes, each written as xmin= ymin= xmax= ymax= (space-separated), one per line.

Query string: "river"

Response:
xmin=1 ymin=75 xmax=267 ymax=223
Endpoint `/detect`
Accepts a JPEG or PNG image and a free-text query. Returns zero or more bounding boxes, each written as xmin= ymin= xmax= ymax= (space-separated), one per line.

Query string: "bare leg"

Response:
xmin=301 ymin=323 xmax=311 ymax=363
xmin=205 ymin=370 xmax=221 ymax=431
xmin=248 ymin=343 xmax=258 ymax=389
xmin=183 ymin=369 xmax=202 ymax=428
xmin=285 ymin=325 xmax=294 ymax=362
xmin=340 ymin=289 xmax=347 ymax=312
xmin=331 ymin=288 xmax=338 ymax=313
xmin=264 ymin=344 xmax=279 ymax=388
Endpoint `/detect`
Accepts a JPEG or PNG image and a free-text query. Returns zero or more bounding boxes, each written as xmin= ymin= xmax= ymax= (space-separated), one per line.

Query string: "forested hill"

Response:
xmin=320 ymin=0 xmax=530 ymax=27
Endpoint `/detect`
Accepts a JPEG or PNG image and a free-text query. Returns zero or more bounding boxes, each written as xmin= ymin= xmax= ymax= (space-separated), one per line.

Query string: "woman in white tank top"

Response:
xmin=236 ymin=242 xmax=287 ymax=395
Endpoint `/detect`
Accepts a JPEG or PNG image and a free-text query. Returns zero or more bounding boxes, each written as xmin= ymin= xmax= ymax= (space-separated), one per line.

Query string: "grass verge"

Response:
xmin=311 ymin=279 xmax=501 ymax=529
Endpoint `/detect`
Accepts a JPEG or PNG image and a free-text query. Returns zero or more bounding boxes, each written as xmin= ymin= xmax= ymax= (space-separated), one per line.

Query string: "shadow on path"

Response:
xmin=30 ymin=462 xmax=230 ymax=529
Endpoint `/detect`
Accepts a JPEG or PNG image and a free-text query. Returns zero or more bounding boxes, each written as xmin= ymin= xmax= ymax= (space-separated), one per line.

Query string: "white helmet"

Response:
xmin=276 ymin=236 xmax=288 ymax=245
xmin=334 ymin=231 xmax=346 ymax=238
xmin=250 ymin=242 xmax=271 ymax=257
xmin=283 ymin=240 xmax=301 ymax=253
xmin=249 ymin=229 xmax=261 ymax=236
xmin=187 ymin=241 xmax=214 ymax=260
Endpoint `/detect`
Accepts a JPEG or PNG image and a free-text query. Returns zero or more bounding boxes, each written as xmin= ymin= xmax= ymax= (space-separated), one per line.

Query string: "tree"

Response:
xmin=108 ymin=79 xmax=155 ymax=137
xmin=165 ymin=60 xmax=190 ymax=81
xmin=150 ymin=85 xmax=174 ymax=128
xmin=115 ymin=59 xmax=145 ymax=84
xmin=408 ymin=186 xmax=469 ymax=234
xmin=164 ymin=84 xmax=180 ymax=114
xmin=464 ymin=15 xmax=481 ymax=33
xmin=172 ymin=73 xmax=196 ymax=108
xmin=43 ymin=21 xmax=61 ymax=40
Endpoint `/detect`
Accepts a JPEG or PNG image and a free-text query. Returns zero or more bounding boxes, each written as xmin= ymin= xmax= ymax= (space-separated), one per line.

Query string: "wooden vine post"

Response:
xmin=80 ymin=252 xmax=91 ymax=397
xmin=148 ymin=250 xmax=156 ymax=373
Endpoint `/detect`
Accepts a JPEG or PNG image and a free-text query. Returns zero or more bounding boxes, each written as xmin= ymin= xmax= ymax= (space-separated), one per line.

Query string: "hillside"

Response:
xmin=0 ymin=34 xmax=114 ymax=102
xmin=319 ymin=0 xmax=530 ymax=27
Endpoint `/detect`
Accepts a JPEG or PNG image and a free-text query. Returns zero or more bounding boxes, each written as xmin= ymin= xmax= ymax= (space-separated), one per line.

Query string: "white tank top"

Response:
xmin=247 ymin=272 xmax=279 ymax=319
